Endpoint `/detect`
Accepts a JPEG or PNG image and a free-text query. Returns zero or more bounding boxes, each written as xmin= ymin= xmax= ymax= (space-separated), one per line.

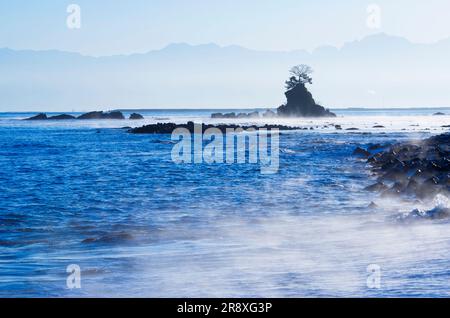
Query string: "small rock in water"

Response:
xmin=129 ymin=113 xmax=144 ymax=120
xmin=396 ymin=205 xmax=450 ymax=222
xmin=367 ymin=201 xmax=378 ymax=209
xmin=364 ymin=182 xmax=388 ymax=192
xmin=368 ymin=143 xmax=387 ymax=151
xmin=353 ymin=147 xmax=370 ymax=158
xmin=262 ymin=110 xmax=277 ymax=118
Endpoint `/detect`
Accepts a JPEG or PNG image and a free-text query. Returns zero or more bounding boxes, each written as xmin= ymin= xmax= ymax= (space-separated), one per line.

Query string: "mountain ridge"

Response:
xmin=1 ymin=33 xmax=449 ymax=111
xmin=2 ymin=32 xmax=449 ymax=57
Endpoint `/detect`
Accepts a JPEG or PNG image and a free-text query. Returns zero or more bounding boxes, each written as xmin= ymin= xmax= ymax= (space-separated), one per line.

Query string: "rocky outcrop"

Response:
xmin=397 ymin=206 xmax=450 ymax=221
xmin=129 ymin=113 xmax=144 ymax=120
xmin=130 ymin=121 xmax=300 ymax=134
xmin=277 ymin=83 xmax=336 ymax=118
xmin=262 ymin=110 xmax=277 ymax=118
xmin=211 ymin=111 xmax=260 ymax=119
xmin=77 ymin=111 xmax=125 ymax=120
xmin=25 ymin=111 xmax=126 ymax=121
xmin=48 ymin=114 xmax=76 ymax=120
xmin=237 ymin=111 xmax=259 ymax=119
xmin=359 ymin=133 xmax=450 ymax=200
xmin=25 ymin=113 xmax=48 ymax=120
xmin=211 ymin=112 xmax=236 ymax=119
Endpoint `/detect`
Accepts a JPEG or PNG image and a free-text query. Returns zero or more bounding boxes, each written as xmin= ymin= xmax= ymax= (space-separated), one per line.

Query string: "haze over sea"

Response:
xmin=1 ymin=108 xmax=450 ymax=297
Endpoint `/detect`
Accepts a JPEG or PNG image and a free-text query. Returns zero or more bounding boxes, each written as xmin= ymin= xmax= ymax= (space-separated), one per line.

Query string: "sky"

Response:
xmin=1 ymin=0 xmax=450 ymax=56
xmin=1 ymin=0 xmax=450 ymax=111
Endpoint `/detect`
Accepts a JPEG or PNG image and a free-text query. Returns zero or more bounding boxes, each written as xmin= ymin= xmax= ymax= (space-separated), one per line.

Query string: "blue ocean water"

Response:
xmin=0 ymin=109 xmax=450 ymax=297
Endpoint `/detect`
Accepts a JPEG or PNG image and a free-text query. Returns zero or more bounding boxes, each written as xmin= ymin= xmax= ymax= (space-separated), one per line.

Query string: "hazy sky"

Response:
xmin=1 ymin=0 xmax=450 ymax=55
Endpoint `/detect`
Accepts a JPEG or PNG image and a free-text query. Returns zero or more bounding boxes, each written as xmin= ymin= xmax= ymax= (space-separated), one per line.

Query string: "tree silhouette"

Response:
xmin=285 ymin=64 xmax=313 ymax=89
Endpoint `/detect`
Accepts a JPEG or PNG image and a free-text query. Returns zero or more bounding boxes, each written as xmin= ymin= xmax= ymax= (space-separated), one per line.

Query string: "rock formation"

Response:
xmin=24 ymin=111 xmax=136 ymax=121
xmin=211 ymin=111 xmax=260 ymax=119
xmin=77 ymin=111 xmax=125 ymax=120
xmin=211 ymin=112 xmax=236 ymax=119
xmin=262 ymin=110 xmax=277 ymax=118
xmin=358 ymin=133 xmax=450 ymax=200
xmin=129 ymin=113 xmax=144 ymax=120
xmin=129 ymin=121 xmax=300 ymax=134
xmin=25 ymin=113 xmax=48 ymax=120
xmin=48 ymin=114 xmax=76 ymax=120
xmin=277 ymin=83 xmax=336 ymax=117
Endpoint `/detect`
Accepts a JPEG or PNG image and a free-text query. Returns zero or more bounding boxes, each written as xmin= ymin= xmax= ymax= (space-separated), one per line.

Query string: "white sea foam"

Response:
xmin=79 ymin=207 xmax=450 ymax=297
xmin=1 ymin=109 xmax=449 ymax=297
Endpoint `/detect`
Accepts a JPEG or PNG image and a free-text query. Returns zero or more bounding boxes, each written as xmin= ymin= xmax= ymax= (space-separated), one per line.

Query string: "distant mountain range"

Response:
xmin=1 ymin=33 xmax=450 ymax=111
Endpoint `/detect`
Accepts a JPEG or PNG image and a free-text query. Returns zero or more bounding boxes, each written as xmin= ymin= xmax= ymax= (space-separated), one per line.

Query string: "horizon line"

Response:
xmin=2 ymin=106 xmax=450 ymax=114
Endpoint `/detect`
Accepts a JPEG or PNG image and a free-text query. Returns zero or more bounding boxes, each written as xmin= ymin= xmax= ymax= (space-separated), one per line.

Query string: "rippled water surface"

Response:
xmin=0 ymin=109 xmax=450 ymax=297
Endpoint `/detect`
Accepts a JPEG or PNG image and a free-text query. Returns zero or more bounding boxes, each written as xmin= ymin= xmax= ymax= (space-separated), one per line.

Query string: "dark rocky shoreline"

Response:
xmin=358 ymin=133 xmax=450 ymax=201
xmin=129 ymin=121 xmax=301 ymax=134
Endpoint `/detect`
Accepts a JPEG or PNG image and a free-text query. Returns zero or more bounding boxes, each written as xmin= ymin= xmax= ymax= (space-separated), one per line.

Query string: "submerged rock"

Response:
xmin=364 ymin=182 xmax=388 ymax=192
xmin=368 ymin=143 xmax=387 ymax=151
xmin=367 ymin=201 xmax=378 ymax=209
xmin=353 ymin=147 xmax=371 ymax=158
xmin=82 ymin=232 xmax=133 ymax=244
xmin=396 ymin=206 xmax=450 ymax=222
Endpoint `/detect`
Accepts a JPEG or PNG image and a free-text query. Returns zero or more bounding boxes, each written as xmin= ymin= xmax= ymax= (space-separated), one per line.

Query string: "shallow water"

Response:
xmin=0 ymin=109 xmax=449 ymax=297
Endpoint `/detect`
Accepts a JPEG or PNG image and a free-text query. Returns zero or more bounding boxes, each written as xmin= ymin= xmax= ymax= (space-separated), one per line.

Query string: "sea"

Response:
xmin=0 ymin=107 xmax=449 ymax=297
